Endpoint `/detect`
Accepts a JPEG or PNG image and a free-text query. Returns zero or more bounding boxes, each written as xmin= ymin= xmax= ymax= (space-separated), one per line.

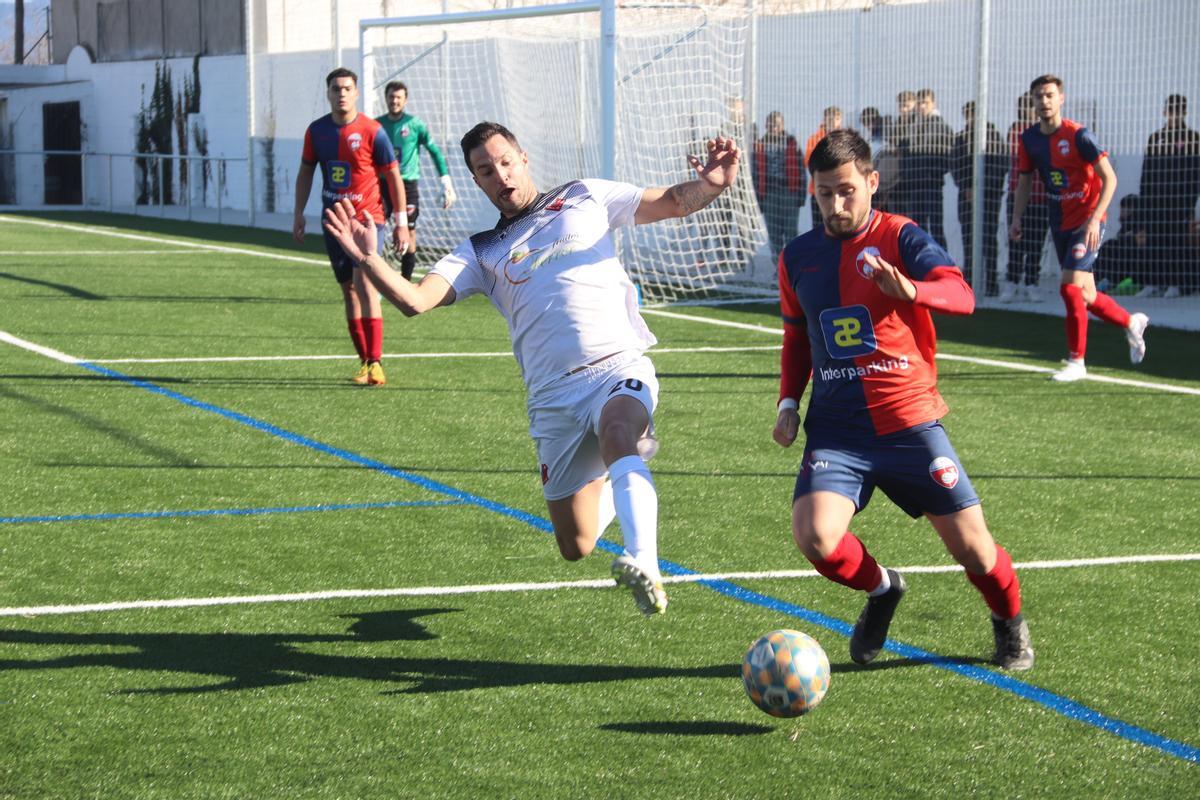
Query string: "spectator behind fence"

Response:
xmin=804 ymin=106 xmax=843 ymax=229
xmin=951 ymin=101 xmax=1007 ymax=296
xmin=752 ymin=111 xmax=804 ymax=258
xmin=1096 ymin=194 xmax=1154 ymax=295
xmin=861 ymin=106 xmax=900 ymax=213
xmin=1002 ymin=92 xmax=1049 ymax=303
xmin=908 ymin=89 xmax=954 ymax=248
xmin=1138 ymin=93 xmax=1200 ymax=297
xmin=885 ymin=90 xmax=918 ymax=217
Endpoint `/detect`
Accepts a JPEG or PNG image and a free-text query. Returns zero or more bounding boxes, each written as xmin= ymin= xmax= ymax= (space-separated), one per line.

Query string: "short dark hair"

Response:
xmin=1030 ymin=74 xmax=1063 ymax=92
xmin=325 ymin=67 xmax=358 ymax=88
xmin=808 ymin=129 xmax=873 ymax=178
xmin=460 ymin=121 xmax=521 ymax=171
xmin=385 ymin=80 xmax=408 ymax=97
xmin=897 ymin=90 xmax=916 ymax=103
xmin=1166 ymin=94 xmax=1188 ymax=115
xmin=917 ymin=88 xmax=936 ymax=102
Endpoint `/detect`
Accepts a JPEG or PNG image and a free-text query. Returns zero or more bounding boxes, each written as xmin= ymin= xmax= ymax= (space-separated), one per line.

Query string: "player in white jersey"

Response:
xmin=323 ymin=120 xmax=741 ymax=615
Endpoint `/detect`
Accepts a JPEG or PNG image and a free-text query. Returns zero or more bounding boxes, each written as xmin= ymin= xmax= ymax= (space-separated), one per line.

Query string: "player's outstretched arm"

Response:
xmin=323 ymin=199 xmax=454 ymax=317
xmin=634 ymin=136 xmax=741 ymax=224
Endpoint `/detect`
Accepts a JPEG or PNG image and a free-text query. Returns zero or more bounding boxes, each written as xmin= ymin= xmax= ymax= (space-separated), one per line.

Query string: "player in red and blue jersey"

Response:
xmin=1010 ymin=74 xmax=1149 ymax=383
xmin=293 ymin=67 xmax=411 ymax=386
xmin=774 ymin=129 xmax=1033 ymax=670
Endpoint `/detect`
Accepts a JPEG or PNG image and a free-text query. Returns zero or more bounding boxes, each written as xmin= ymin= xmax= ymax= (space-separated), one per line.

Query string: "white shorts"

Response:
xmin=527 ymin=352 xmax=659 ymax=501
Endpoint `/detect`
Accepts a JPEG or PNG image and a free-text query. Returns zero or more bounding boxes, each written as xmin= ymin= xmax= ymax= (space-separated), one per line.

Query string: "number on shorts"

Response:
xmin=609 ymin=378 xmax=644 ymax=395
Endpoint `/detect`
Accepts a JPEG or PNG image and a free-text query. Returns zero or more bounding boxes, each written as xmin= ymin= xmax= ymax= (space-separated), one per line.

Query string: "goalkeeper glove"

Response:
xmin=441 ymin=174 xmax=458 ymax=209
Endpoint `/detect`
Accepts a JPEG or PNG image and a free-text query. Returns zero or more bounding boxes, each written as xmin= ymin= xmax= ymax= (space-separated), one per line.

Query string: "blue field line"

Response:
xmin=68 ymin=360 xmax=1200 ymax=765
xmin=0 ymin=499 xmax=466 ymax=525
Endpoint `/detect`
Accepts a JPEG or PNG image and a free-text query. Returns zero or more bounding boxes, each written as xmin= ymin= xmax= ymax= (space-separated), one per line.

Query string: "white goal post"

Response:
xmin=359 ymin=0 xmax=771 ymax=306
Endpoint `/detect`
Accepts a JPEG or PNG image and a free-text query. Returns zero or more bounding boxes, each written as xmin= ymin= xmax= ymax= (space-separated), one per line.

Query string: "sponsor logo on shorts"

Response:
xmin=541 ymin=463 xmax=549 ymax=485
xmin=819 ymin=305 xmax=877 ymax=358
xmin=348 ymin=132 xmax=363 ymax=151
xmin=1071 ymin=242 xmax=1088 ymax=260
xmin=855 ymin=246 xmax=881 ymax=279
xmin=929 ymin=456 xmax=959 ymax=489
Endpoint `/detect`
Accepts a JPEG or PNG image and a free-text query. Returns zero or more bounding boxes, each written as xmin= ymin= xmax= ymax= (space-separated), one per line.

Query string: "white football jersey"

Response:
xmin=430 ymin=179 xmax=657 ymax=394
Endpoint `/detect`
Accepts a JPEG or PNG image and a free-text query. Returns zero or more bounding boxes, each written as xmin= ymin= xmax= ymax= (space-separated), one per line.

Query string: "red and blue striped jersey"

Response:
xmin=301 ymin=113 xmax=397 ymax=223
xmin=1016 ymin=119 xmax=1107 ymax=231
xmin=778 ymin=211 xmax=974 ymax=440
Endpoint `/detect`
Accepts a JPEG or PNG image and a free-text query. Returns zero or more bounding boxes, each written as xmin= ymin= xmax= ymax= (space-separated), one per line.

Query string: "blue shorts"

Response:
xmin=793 ymin=421 xmax=980 ymax=518
xmin=1051 ymin=223 xmax=1104 ymax=272
xmin=322 ymin=222 xmax=386 ymax=284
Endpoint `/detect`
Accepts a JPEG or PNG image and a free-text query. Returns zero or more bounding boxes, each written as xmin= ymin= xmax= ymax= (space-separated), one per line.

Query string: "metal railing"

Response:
xmin=0 ymin=149 xmax=247 ymax=224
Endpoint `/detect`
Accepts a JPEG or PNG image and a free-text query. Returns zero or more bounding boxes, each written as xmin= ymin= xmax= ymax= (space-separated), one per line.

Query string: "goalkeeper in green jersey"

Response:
xmin=376 ymin=80 xmax=459 ymax=280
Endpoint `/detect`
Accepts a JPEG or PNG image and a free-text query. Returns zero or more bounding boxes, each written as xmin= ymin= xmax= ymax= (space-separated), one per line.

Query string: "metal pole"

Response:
xmin=107 ymin=153 xmax=113 ymax=213
xmin=245 ymin=0 xmax=257 ymax=227
xmin=80 ymin=151 xmax=87 ymax=209
xmin=970 ymin=0 xmax=991 ymax=294
xmin=600 ymin=0 xmax=616 ymax=180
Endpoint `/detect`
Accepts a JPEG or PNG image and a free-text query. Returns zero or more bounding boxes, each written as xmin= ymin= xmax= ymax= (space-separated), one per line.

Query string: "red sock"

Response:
xmin=347 ymin=318 xmax=367 ymax=361
xmin=1086 ymin=291 xmax=1131 ymax=328
xmin=808 ymin=532 xmax=883 ymax=592
xmin=1059 ymin=284 xmax=1087 ymax=360
xmin=965 ymin=544 xmax=1022 ymax=619
xmin=362 ymin=317 xmax=383 ymax=362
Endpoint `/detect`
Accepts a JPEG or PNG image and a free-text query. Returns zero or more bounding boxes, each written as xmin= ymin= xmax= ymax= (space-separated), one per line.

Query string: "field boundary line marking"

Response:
xmin=0 ymin=215 xmax=327 ymax=266
xmin=3 ymin=553 xmax=1197 ymax=618
xmin=0 ymin=249 xmax=225 ymax=256
xmin=643 ymin=308 xmax=1200 ymax=396
xmin=84 ymin=345 xmax=782 ymax=365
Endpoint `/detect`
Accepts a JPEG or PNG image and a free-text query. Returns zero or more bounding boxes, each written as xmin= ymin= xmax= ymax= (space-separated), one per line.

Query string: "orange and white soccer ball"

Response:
xmin=742 ymin=629 xmax=830 ymax=717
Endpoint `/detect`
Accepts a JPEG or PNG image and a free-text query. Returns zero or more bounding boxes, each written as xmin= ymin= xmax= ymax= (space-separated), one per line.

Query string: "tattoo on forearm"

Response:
xmin=669 ymin=181 xmax=719 ymax=216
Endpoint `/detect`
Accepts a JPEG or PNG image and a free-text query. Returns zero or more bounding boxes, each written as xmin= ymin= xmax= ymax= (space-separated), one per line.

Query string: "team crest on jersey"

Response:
xmin=348 ymin=132 xmax=363 ymax=151
xmin=546 ymin=197 xmax=565 ymax=211
xmin=855 ymin=246 xmax=881 ymax=279
xmin=929 ymin=457 xmax=959 ymax=489
xmin=400 ymin=125 xmax=410 ymax=137
xmin=818 ymin=305 xmax=877 ymax=358
xmin=1057 ymin=139 xmax=1070 ymax=156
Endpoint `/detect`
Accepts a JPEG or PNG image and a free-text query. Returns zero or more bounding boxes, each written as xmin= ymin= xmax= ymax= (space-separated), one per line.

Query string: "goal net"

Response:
xmin=361 ymin=1 xmax=770 ymax=305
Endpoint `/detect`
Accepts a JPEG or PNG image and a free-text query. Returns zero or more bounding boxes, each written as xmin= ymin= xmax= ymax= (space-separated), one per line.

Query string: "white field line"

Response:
xmin=0 ymin=215 xmax=327 ymax=266
xmin=0 ymin=330 xmax=81 ymax=363
xmin=84 ymin=344 xmax=783 ymax=365
xmin=2 ymin=552 xmax=1197 ymax=618
xmin=0 ymin=250 xmax=223 ymax=256
xmin=644 ymin=308 xmax=1200 ymax=397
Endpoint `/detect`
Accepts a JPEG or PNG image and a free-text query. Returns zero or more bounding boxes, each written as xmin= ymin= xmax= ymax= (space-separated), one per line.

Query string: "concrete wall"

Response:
xmin=52 ymin=0 xmax=244 ymax=63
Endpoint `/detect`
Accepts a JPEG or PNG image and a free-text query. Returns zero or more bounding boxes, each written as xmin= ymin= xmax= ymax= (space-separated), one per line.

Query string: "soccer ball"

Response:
xmin=741 ymin=629 xmax=830 ymax=717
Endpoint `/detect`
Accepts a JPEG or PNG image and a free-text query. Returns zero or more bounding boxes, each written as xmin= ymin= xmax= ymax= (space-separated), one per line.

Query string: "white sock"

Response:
xmin=608 ymin=454 xmax=660 ymax=581
xmin=867 ymin=568 xmax=891 ymax=596
xmin=596 ymin=479 xmax=616 ymax=537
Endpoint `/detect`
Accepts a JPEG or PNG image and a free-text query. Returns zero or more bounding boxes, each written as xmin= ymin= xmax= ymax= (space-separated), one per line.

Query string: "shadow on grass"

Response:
xmin=0 ymin=608 xmax=737 ymax=696
xmin=599 ymin=721 xmax=773 ymax=736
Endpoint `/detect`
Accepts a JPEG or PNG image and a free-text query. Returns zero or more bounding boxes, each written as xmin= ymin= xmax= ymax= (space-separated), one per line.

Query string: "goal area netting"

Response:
xmin=359 ymin=1 xmax=770 ymax=306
